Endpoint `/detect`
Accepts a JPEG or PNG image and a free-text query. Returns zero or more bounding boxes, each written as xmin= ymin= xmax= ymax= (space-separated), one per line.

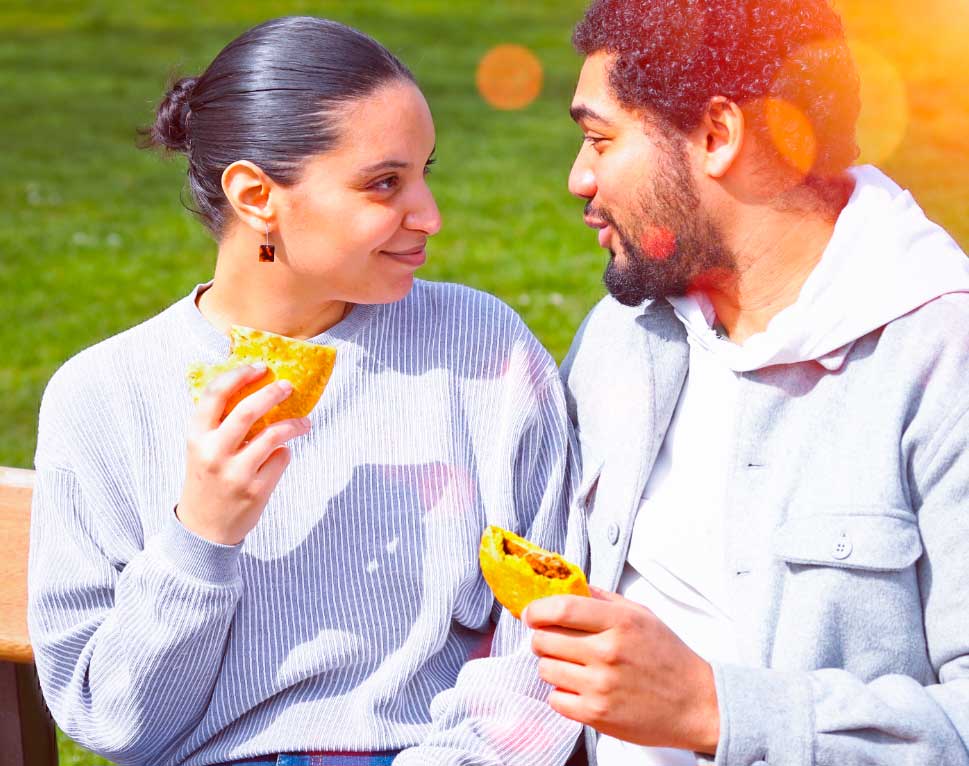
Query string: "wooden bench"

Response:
xmin=1 ymin=466 xmax=58 ymax=765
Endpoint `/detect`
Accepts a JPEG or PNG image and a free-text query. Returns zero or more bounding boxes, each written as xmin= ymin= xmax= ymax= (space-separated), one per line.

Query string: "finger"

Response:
xmin=589 ymin=585 xmax=624 ymax=602
xmin=588 ymin=588 xmax=661 ymax=627
xmin=537 ymin=656 xmax=595 ymax=695
xmin=546 ymin=688 xmax=592 ymax=727
xmin=525 ymin=594 xmax=616 ymax=633
xmin=250 ymin=445 xmax=292 ymax=496
xmin=196 ymin=363 xmax=269 ymax=430
xmin=531 ymin=626 xmax=597 ymax=665
xmin=216 ymin=379 xmax=295 ymax=450
xmin=238 ymin=417 xmax=311 ymax=474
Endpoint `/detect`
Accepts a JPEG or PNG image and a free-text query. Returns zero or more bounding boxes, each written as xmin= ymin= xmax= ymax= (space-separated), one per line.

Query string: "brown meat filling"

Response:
xmin=503 ymin=537 xmax=570 ymax=580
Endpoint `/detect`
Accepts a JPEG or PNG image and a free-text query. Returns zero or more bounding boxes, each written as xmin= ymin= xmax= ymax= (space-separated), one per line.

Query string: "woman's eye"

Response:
xmin=371 ymin=175 xmax=400 ymax=191
xmin=424 ymin=158 xmax=437 ymax=177
xmin=584 ymin=136 xmax=607 ymax=150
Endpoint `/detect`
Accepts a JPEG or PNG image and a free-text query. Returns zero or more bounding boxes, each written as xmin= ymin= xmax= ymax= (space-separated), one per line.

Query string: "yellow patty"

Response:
xmin=479 ymin=525 xmax=589 ymax=619
xmin=187 ymin=325 xmax=337 ymax=440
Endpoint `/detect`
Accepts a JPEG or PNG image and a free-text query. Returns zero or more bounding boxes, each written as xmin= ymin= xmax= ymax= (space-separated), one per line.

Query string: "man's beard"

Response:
xmin=592 ymin=144 xmax=737 ymax=306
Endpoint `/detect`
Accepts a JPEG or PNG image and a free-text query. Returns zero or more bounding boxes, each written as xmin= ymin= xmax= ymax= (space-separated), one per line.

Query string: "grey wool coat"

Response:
xmin=560 ymin=294 xmax=969 ymax=766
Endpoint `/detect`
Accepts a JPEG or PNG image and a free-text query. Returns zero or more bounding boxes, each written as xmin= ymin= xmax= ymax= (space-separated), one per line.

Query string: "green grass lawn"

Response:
xmin=2 ymin=1 xmax=967 ymax=763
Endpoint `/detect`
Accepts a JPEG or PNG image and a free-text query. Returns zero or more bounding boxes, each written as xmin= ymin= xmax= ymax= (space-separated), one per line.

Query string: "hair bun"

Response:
xmin=149 ymin=75 xmax=198 ymax=153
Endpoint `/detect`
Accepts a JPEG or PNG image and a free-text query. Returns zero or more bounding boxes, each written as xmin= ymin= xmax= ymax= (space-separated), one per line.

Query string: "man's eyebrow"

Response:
xmin=570 ymin=104 xmax=612 ymax=126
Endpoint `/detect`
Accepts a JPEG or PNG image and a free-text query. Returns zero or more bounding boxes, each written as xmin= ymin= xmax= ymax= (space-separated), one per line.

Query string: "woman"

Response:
xmin=27 ymin=16 xmax=572 ymax=766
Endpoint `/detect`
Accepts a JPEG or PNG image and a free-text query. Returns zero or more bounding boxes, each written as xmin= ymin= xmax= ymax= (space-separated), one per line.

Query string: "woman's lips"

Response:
xmin=381 ymin=247 xmax=427 ymax=267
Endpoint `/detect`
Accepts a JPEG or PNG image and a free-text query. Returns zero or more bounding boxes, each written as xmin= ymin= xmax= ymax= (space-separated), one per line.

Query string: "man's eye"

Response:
xmin=371 ymin=175 xmax=400 ymax=191
xmin=584 ymin=136 xmax=607 ymax=149
xmin=424 ymin=158 xmax=436 ymax=176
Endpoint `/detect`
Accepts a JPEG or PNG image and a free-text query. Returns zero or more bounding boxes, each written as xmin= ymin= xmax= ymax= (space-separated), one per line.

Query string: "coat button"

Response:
xmin=607 ymin=522 xmax=620 ymax=545
xmin=832 ymin=534 xmax=853 ymax=560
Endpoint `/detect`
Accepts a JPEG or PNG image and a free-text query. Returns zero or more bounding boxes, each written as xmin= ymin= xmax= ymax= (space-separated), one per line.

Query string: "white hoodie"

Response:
xmin=668 ymin=164 xmax=969 ymax=372
xmin=597 ymin=166 xmax=969 ymax=766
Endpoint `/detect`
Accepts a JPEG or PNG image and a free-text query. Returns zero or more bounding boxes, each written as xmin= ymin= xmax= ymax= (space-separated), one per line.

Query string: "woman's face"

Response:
xmin=273 ymin=80 xmax=441 ymax=304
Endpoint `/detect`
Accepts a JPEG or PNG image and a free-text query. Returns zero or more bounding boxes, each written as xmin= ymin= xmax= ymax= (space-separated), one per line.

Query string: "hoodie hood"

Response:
xmin=667 ymin=165 xmax=969 ymax=372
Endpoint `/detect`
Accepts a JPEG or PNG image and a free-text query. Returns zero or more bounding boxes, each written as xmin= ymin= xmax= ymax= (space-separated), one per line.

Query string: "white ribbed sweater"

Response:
xmin=28 ymin=280 xmax=578 ymax=766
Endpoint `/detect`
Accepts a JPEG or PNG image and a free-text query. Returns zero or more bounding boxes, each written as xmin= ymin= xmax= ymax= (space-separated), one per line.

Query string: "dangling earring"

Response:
xmin=259 ymin=222 xmax=275 ymax=263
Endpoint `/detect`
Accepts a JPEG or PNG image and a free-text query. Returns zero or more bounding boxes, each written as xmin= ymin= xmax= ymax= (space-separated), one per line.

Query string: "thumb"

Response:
xmin=589 ymin=585 xmax=623 ymax=602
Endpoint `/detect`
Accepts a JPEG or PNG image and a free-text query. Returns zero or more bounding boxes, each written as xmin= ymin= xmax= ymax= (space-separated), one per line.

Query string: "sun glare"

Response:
xmin=476 ymin=44 xmax=544 ymax=111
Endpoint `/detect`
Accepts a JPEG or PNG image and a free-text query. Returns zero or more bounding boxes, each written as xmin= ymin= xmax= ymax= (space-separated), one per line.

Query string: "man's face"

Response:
xmin=568 ymin=53 xmax=735 ymax=305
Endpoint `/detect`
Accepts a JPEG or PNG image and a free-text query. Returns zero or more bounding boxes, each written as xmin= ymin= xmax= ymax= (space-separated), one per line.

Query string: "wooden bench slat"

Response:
xmin=0 ymin=472 xmax=34 ymax=665
xmin=0 ymin=466 xmax=56 ymax=765
xmin=0 ymin=467 xmax=34 ymax=489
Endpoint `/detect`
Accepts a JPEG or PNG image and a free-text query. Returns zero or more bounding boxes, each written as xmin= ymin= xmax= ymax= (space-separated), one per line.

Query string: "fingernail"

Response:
xmin=251 ymin=362 xmax=267 ymax=372
xmin=278 ymin=379 xmax=293 ymax=393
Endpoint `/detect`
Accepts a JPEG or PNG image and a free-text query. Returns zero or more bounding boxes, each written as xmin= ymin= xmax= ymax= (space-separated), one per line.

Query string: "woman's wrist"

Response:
xmin=175 ymin=503 xmax=247 ymax=546
xmin=160 ymin=506 xmax=245 ymax=585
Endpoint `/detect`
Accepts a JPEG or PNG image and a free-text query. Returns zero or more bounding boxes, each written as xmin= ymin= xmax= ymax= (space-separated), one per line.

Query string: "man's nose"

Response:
xmin=568 ymin=155 xmax=596 ymax=200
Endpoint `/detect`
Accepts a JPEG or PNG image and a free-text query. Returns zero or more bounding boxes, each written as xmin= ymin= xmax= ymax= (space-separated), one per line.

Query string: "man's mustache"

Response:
xmin=583 ymin=201 xmax=620 ymax=230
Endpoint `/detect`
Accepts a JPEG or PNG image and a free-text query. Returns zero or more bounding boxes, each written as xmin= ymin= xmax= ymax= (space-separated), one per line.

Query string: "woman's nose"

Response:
xmin=405 ymin=183 xmax=442 ymax=236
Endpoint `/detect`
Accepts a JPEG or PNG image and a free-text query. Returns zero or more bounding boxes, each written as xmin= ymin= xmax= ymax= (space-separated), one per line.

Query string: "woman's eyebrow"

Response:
xmin=360 ymin=159 xmax=410 ymax=174
xmin=360 ymin=147 xmax=437 ymax=174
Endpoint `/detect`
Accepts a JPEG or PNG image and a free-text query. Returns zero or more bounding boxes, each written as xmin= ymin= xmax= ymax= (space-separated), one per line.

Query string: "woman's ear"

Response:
xmin=699 ymin=97 xmax=745 ymax=179
xmin=221 ymin=160 xmax=276 ymax=232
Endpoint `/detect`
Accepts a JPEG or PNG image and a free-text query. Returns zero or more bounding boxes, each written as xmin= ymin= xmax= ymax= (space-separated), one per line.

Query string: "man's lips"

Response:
xmin=597 ymin=225 xmax=613 ymax=249
xmin=584 ymin=217 xmax=612 ymax=249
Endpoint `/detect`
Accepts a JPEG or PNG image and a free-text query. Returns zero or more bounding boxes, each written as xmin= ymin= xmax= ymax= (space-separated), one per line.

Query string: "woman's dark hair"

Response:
xmin=573 ymin=0 xmax=861 ymax=180
xmin=144 ymin=16 xmax=416 ymax=236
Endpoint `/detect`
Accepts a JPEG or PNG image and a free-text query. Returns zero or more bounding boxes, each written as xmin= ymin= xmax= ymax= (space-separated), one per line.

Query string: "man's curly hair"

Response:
xmin=573 ymin=0 xmax=861 ymax=177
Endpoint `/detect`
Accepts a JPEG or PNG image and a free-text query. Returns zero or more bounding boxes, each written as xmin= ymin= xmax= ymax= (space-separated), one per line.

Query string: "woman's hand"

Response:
xmin=176 ymin=363 xmax=311 ymax=545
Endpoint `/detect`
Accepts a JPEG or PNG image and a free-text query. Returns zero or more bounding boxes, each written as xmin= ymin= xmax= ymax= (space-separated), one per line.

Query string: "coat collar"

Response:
xmin=587 ymin=300 xmax=690 ymax=587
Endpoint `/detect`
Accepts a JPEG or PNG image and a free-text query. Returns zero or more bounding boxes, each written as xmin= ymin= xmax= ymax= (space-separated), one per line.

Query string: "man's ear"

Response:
xmin=698 ymin=96 xmax=745 ymax=179
xmin=221 ymin=160 xmax=276 ymax=232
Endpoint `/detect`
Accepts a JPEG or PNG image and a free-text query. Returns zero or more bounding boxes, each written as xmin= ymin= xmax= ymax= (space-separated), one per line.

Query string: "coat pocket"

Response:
xmin=574 ymin=462 xmax=604 ymax=514
xmin=768 ymin=509 xmax=929 ymax=677
xmin=563 ymin=463 xmax=603 ymax=579
xmin=772 ymin=511 xmax=922 ymax=571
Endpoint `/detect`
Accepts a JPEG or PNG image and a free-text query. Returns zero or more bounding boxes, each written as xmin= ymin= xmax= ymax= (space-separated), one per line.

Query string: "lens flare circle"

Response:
xmin=849 ymin=39 xmax=909 ymax=166
xmin=476 ymin=44 xmax=544 ymax=111
xmin=764 ymin=97 xmax=819 ymax=175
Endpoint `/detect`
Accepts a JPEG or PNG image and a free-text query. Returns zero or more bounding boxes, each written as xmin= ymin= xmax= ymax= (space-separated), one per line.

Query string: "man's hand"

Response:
xmin=525 ymin=587 xmax=720 ymax=755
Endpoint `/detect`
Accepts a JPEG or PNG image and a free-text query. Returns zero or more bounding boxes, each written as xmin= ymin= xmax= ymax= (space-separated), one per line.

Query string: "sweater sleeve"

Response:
xmin=394 ymin=372 xmax=585 ymax=766
xmin=712 ymin=404 xmax=969 ymax=766
xmin=28 ymin=466 xmax=244 ymax=764
xmin=27 ymin=361 xmax=246 ymax=765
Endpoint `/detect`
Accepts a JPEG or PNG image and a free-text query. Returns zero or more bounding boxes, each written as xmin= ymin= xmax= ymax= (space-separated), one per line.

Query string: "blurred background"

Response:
xmin=1 ymin=0 xmax=967 ymax=762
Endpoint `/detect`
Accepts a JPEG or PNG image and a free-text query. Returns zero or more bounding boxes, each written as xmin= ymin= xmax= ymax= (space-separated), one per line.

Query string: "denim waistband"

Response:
xmin=220 ymin=752 xmax=399 ymax=766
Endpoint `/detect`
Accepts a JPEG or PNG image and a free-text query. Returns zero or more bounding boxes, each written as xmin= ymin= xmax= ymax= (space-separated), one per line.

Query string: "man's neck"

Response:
xmin=705 ymin=185 xmax=849 ymax=344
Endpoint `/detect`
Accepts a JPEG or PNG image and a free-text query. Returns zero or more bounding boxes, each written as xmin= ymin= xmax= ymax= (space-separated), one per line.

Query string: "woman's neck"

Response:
xmin=198 ymin=248 xmax=349 ymax=340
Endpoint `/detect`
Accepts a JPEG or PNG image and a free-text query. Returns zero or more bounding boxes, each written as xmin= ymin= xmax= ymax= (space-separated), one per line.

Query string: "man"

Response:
xmin=396 ymin=1 xmax=969 ymax=764
xmin=527 ymin=0 xmax=969 ymax=763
